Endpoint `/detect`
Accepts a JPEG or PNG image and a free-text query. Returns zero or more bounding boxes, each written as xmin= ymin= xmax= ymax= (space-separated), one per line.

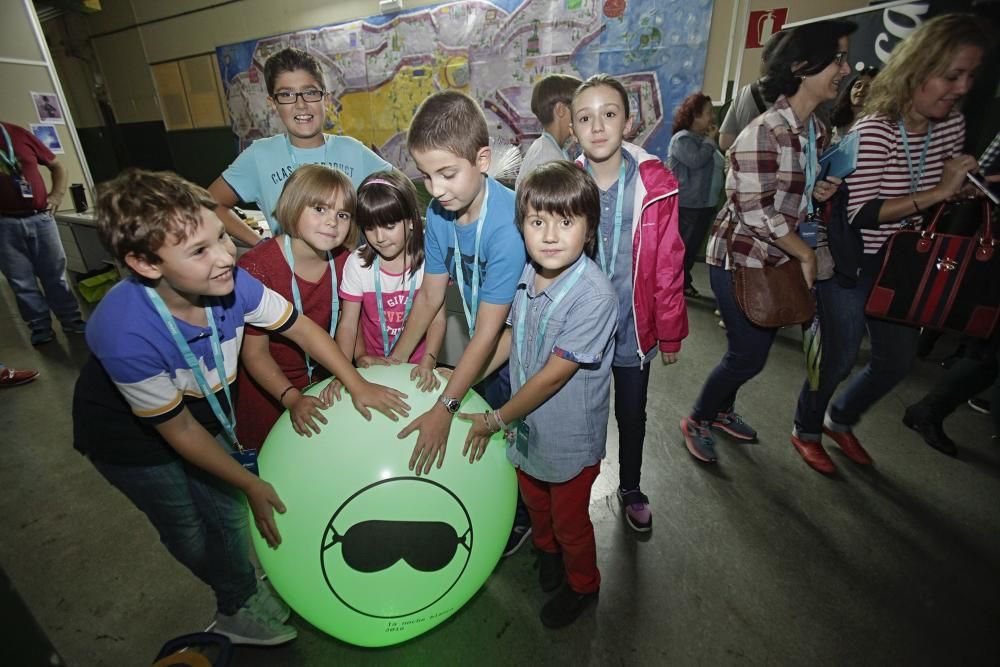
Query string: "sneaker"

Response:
xmin=790 ymin=435 xmax=836 ymax=474
xmin=616 ymin=488 xmax=652 ymax=532
xmin=61 ymin=319 xmax=87 ymax=334
xmin=968 ymin=397 xmax=991 ymax=415
xmin=680 ymin=416 xmax=717 ymax=463
xmin=684 ymin=285 xmax=700 ymax=298
xmin=821 ymin=427 xmax=873 ymax=465
xmin=710 ymin=410 xmax=758 ymax=442
xmin=536 ymin=550 xmax=564 ymax=593
xmin=213 ymin=601 xmax=297 ymax=647
xmin=540 ymin=585 xmax=598 ymax=629
xmin=249 ymin=580 xmax=291 ymax=623
xmin=503 ymin=521 xmax=533 ymax=557
xmin=0 ymin=367 xmax=39 ymax=388
xmin=902 ymin=407 xmax=957 ymax=457
xmin=31 ymin=330 xmax=55 ymax=346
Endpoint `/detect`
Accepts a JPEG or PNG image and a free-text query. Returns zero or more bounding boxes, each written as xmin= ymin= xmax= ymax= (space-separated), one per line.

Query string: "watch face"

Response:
xmin=440 ymin=396 xmax=460 ymax=413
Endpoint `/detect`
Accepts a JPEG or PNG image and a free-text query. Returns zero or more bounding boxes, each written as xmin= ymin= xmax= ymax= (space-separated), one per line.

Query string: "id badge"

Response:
xmin=798 ymin=216 xmax=819 ymax=248
xmin=17 ymin=177 xmax=33 ymax=199
xmin=515 ymin=420 xmax=530 ymax=452
xmin=232 ymin=449 xmax=259 ymax=476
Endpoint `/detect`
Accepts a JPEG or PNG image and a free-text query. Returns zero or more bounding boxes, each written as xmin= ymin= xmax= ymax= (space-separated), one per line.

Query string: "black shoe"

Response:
xmin=968 ymin=397 xmax=991 ymax=415
xmin=540 ymin=585 xmax=598 ymax=629
xmin=536 ymin=550 xmax=564 ymax=592
xmin=903 ymin=407 xmax=957 ymax=457
xmin=503 ymin=522 xmax=532 ymax=557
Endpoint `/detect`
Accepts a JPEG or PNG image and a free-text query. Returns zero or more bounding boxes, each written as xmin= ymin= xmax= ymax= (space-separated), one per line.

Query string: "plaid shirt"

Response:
xmin=706 ymin=95 xmax=821 ymax=270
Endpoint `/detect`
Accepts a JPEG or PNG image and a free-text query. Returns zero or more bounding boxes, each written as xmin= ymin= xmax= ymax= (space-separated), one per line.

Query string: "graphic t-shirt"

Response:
xmin=339 ymin=249 xmax=427 ymax=361
xmin=222 ymin=133 xmax=390 ymax=233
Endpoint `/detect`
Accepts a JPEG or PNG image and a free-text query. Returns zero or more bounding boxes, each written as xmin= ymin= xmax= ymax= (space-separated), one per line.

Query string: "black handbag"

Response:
xmin=865 ymin=201 xmax=999 ymax=338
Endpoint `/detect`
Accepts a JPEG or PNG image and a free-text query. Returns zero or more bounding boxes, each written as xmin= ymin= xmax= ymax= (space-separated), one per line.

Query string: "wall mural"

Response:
xmin=216 ymin=0 xmax=715 ymax=174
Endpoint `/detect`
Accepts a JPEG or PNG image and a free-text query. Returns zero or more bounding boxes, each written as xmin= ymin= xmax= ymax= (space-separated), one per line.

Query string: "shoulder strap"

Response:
xmin=750 ymin=81 xmax=767 ymax=115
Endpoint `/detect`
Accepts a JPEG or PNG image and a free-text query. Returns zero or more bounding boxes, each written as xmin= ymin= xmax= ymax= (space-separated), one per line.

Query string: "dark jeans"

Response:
xmin=678 ymin=206 xmax=716 ymax=289
xmin=612 ymin=363 xmax=651 ymax=491
xmin=795 ymin=256 xmax=920 ymax=435
xmin=692 ymin=265 xmax=778 ymax=421
xmin=91 ymin=443 xmax=257 ymax=615
xmin=912 ymin=336 xmax=999 ymax=435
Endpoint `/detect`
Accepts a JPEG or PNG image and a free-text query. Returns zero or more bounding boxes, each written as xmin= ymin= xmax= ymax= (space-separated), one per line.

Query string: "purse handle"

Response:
xmin=921 ymin=199 xmax=994 ymax=247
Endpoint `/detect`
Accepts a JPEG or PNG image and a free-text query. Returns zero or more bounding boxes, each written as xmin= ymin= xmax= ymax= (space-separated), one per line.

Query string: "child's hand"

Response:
xmin=351 ymin=380 xmax=410 ymax=421
xmin=457 ymin=411 xmax=493 ymax=464
xmin=398 ymin=406 xmax=453 ymax=476
xmin=410 ymin=359 xmax=441 ymax=392
xmin=661 ymin=351 xmax=679 ymax=365
xmin=357 ymin=355 xmax=391 ymax=369
xmin=319 ymin=378 xmax=343 ymax=404
xmin=245 ymin=478 xmax=285 ymax=548
xmin=289 ymin=393 xmax=330 ymax=437
xmin=435 ymin=367 xmax=454 ymax=381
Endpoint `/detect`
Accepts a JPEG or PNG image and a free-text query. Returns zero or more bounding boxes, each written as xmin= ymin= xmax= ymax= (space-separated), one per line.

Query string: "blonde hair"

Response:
xmin=863 ymin=13 xmax=992 ymax=120
xmin=273 ymin=164 xmax=358 ymax=248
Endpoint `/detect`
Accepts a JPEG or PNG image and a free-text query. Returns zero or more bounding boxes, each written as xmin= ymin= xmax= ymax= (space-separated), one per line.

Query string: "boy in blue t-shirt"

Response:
xmin=208 ymin=47 xmax=389 ymax=242
xmin=73 ymin=169 xmax=408 ymax=647
xmin=390 ymin=91 xmax=526 ymax=476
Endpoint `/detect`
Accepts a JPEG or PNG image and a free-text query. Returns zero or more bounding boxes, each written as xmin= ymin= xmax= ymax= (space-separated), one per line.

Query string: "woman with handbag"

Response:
xmin=680 ymin=20 xmax=856 ymax=464
xmin=790 ymin=14 xmax=990 ymax=473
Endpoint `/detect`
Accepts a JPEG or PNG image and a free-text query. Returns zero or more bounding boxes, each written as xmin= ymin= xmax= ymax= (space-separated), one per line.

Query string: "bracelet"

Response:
xmin=911 ymin=195 xmax=921 ymax=214
xmin=483 ymin=411 xmax=499 ymax=434
xmin=278 ymin=385 xmax=297 ymax=404
xmin=492 ymin=408 xmax=507 ymax=430
xmin=425 ymin=352 xmax=437 ymax=360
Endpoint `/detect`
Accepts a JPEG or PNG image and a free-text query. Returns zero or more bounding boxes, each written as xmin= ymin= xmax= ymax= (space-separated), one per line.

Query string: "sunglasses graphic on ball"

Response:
xmin=324 ymin=520 xmax=472 ymax=573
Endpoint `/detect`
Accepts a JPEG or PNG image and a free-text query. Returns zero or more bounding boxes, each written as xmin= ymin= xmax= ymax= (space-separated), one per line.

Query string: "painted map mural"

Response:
xmin=217 ymin=0 xmax=715 ymax=174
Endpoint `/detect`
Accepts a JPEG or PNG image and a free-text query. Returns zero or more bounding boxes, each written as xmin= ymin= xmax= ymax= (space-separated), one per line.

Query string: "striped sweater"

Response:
xmin=845 ymin=111 xmax=965 ymax=254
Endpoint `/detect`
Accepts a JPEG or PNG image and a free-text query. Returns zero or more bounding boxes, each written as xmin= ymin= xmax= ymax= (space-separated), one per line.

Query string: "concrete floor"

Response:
xmin=1 ymin=263 xmax=998 ymax=666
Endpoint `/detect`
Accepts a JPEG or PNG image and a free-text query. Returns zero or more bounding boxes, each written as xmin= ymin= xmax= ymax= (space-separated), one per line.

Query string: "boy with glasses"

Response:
xmin=209 ymin=48 xmax=390 ymax=243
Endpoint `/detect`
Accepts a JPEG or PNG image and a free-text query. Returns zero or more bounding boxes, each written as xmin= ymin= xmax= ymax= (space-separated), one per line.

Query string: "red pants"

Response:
xmin=516 ymin=463 xmax=601 ymax=594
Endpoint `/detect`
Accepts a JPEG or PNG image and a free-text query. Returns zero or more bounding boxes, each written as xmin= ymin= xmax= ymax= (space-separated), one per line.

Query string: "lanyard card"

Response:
xmin=232 ymin=448 xmax=259 ymax=476
xmin=18 ymin=177 xmax=33 ymax=198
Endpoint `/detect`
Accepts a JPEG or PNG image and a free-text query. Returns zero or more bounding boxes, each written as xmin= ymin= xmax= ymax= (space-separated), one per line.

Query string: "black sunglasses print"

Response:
xmin=325 ymin=519 xmax=472 ymax=573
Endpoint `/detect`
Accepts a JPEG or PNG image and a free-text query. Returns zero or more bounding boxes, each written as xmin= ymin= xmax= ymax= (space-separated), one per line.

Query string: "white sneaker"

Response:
xmin=250 ymin=580 xmax=291 ymax=623
xmin=213 ymin=601 xmax=297 ymax=646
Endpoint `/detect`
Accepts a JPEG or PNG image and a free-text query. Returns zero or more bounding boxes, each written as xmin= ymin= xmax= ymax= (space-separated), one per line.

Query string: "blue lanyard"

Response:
xmin=898 ymin=120 xmax=934 ymax=193
xmin=144 ymin=287 xmax=242 ymax=450
xmin=373 ymin=255 xmax=417 ymax=357
xmin=0 ymin=124 xmax=20 ymax=173
xmin=541 ymin=131 xmax=568 ymax=159
xmin=804 ymin=120 xmax=818 ymax=216
xmin=452 ymin=181 xmax=490 ymax=338
xmin=513 ymin=260 xmax=587 ymax=386
xmin=588 ymin=160 xmax=627 ymax=280
xmin=282 ymin=235 xmax=338 ymax=383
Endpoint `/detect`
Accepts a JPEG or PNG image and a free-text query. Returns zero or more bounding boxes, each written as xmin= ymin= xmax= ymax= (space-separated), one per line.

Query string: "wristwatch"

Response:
xmin=438 ymin=394 xmax=461 ymax=414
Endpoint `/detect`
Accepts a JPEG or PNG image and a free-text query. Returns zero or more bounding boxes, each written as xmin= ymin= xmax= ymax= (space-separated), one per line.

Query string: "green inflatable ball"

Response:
xmin=251 ymin=364 xmax=517 ymax=647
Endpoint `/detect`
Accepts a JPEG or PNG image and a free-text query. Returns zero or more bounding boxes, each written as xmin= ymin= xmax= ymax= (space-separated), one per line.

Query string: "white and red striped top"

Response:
xmin=845 ymin=111 xmax=965 ymax=254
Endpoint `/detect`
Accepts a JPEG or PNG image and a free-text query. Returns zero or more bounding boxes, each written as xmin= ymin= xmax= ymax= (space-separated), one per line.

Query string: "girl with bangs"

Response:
xmin=335 ymin=169 xmax=447 ymax=392
xmin=236 ymin=163 xmax=357 ymax=449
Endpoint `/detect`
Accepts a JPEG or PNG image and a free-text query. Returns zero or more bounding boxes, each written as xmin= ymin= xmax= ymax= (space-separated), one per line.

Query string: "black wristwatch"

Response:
xmin=438 ymin=394 xmax=461 ymax=414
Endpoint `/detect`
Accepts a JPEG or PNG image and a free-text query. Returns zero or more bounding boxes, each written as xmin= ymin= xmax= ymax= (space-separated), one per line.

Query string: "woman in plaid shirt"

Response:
xmin=680 ymin=20 xmax=856 ymax=467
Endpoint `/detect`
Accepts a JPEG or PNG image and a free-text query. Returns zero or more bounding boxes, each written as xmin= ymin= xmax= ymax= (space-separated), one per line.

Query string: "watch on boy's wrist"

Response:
xmin=437 ymin=394 xmax=461 ymax=414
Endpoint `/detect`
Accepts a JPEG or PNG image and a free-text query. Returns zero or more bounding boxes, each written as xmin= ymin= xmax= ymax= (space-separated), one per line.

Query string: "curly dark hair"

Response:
xmin=830 ymin=67 xmax=878 ymax=130
xmin=672 ymin=93 xmax=712 ymax=133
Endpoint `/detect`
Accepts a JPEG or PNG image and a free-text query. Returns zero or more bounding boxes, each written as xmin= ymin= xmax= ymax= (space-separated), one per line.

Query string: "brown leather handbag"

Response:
xmin=734 ymin=259 xmax=816 ymax=328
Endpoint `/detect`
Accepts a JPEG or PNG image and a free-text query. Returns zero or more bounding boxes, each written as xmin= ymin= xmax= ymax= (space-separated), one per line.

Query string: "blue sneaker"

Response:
xmin=710 ymin=409 xmax=758 ymax=442
xmin=680 ymin=417 xmax=717 ymax=463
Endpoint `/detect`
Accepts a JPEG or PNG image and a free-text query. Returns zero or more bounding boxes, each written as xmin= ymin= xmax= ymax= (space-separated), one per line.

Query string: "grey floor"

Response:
xmin=1 ymin=263 xmax=998 ymax=666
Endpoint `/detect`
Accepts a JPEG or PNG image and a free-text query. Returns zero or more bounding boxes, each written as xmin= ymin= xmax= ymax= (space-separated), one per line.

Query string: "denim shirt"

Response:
xmin=667 ymin=130 xmax=723 ymax=208
xmin=505 ymin=255 xmax=618 ymax=483
xmin=595 ymin=151 xmax=652 ymax=367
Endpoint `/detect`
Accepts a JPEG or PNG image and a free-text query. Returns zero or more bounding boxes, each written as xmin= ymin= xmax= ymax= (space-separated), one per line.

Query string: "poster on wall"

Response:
xmin=30 ymin=124 xmax=64 ymax=154
xmin=216 ymin=0 xmax=716 ymax=173
xmin=30 ymin=92 xmax=65 ymax=124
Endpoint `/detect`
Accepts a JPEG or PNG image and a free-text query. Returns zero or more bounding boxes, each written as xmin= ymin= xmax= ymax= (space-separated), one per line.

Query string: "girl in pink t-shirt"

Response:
xmin=336 ymin=169 xmax=446 ymax=391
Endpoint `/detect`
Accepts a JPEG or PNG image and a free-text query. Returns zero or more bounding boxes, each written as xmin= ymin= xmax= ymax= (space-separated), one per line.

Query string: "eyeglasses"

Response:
xmin=272 ymin=89 xmax=325 ymax=105
xmin=832 ymin=52 xmax=849 ymax=67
